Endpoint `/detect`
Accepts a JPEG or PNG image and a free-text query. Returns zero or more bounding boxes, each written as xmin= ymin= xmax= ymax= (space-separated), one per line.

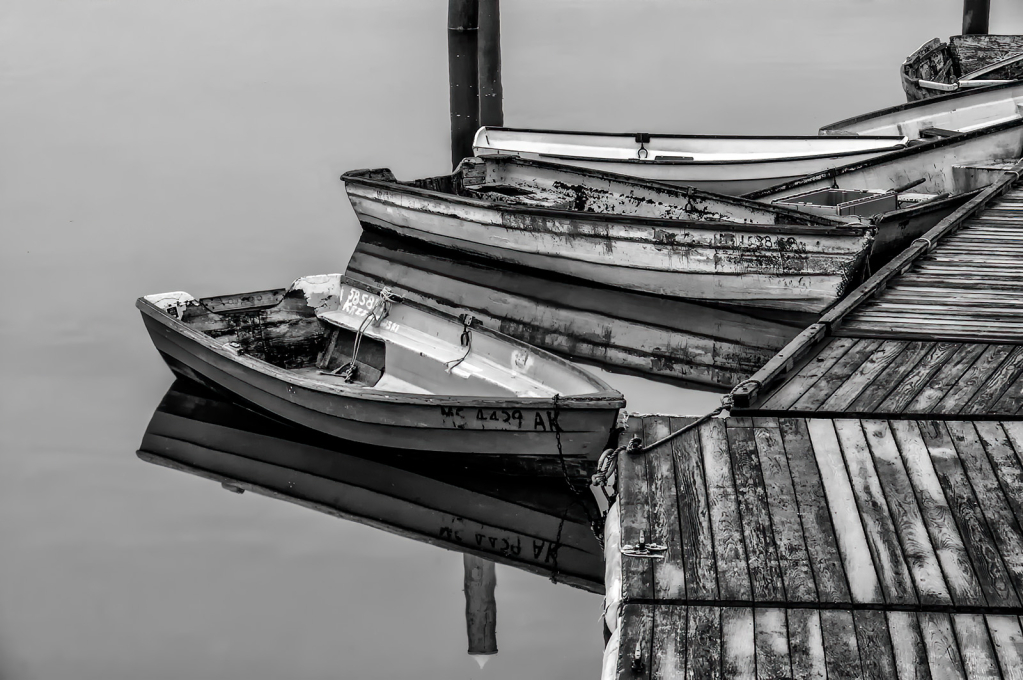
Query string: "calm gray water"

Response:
xmin=4 ymin=1 xmax=1022 ymax=678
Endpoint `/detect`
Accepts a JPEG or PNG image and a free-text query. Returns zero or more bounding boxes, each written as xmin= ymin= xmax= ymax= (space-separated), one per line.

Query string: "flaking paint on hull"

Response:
xmin=139 ymin=310 xmax=619 ymax=457
xmin=345 ymin=186 xmax=871 ymax=312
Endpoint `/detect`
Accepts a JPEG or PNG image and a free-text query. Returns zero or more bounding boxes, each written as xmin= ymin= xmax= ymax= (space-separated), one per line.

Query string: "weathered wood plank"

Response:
xmin=819 ymin=610 xmax=863 ymax=679
xmin=905 ymin=344 xmax=988 ymax=414
xmin=834 ymin=419 xmax=917 ymax=605
xmin=777 ymin=418 xmax=849 ymax=604
xmin=807 ymin=418 xmax=880 ymax=603
xmin=787 ymin=608 xmax=826 ymax=680
xmin=862 ymin=419 xmax=951 ymax=606
xmin=686 ymin=607 xmax=721 ymax=680
xmin=754 ymin=608 xmax=790 ymax=679
xmin=699 ymin=418 xmax=751 ymax=602
xmin=975 ymin=422 xmax=1023 ymax=544
xmin=986 ymin=614 xmax=1023 ymax=680
xmin=759 ymin=337 xmax=858 ymax=411
xmin=890 ymin=420 xmax=984 ymax=607
xmin=936 ymin=344 xmax=1015 ymax=414
xmin=617 ymin=604 xmax=654 ymax=680
xmin=820 ymin=341 xmax=909 ymax=412
xmin=887 ymin=611 xmax=933 ymax=680
xmin=620 ymin=417 xmax=654 ymax=601
xmin=946 ymin=421 xmax=1023 ymax=602
xmin=879 ymin=343 xmax=962 ymax=413
xmin=753 ymin=422 xmax=817 ymax=603
xmin=990 ymin=372 xmax=1023 ymax=415
xmin=792 ymin=339 xmax=882 ymax=411
xmin=848 ymin=341 xmax=933 ymax=413
xmin=852 ymin=609 xmax=897 ymax=680
xmin=963 ymin=345 xmax=1023 ymax=415
xmin=918 ymin=613 xmax=967 ymax=680
xmin=673 ymin=417 xmax=718 ymax=601
xmin=727 ymin=423 xmax=784 ymax=602
xmin=647 ymin=417 xmax=687 ymax=601
xmin=650 ymin=605 xmax=687 ymax=680
xmin=919 ymin=420 xmax=1020 ymax=608
xmin=952 ymin=614 xmax=1001 ymax=680
xmin=720 ymin=607 xmax=755 ymax=680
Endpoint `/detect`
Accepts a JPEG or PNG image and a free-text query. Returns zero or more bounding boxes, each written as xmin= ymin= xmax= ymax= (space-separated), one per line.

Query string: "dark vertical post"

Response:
xmin=463 ymin=554 xmax=497 ymax=667
xmin=963 ymin=0 xmax=990 ymax=34
xmin=448 ymin=0 xmax=480 ymax=169
xmin=478 ymin=0 xmax=503 ymax=127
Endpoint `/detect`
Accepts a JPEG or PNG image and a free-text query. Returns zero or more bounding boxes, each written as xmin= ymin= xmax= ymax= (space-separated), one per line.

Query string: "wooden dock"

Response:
xmin=605 ymin=162 xmax=1023 ymax=678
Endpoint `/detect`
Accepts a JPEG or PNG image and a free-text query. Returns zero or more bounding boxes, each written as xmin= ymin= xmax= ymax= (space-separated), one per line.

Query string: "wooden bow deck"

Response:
xmin=608 ymin=161 xmax=1023 ymax=678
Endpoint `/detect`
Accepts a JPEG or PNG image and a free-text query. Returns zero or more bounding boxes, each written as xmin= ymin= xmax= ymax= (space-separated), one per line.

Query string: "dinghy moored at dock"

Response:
xmin=342 ymin=156 xmax=874 ymax=313
xmin=137 ymin=274 xmax=624 ymax=457
xmin=472 ymin=126 xmax=907 ymax=195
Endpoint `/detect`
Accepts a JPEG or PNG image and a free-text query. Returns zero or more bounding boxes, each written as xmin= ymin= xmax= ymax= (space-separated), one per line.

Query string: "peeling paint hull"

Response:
xmin=341 ymin=158 xmax=874 ymax=314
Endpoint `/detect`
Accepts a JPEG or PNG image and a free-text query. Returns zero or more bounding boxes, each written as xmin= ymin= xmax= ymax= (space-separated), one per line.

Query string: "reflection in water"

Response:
xmin=138 ymin=379 xmax=606 ymax=660
xmin=346 ymin=231 xmax=814 ymax=392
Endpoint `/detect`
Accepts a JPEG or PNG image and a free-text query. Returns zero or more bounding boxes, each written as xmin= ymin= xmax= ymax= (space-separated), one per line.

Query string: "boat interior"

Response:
xmin=823 ymin=83 xmax=1023 ymax=138
xmin=360 ymin=156 xmax=837 ymax=226
xmin=474 ymin=127 xmax=907 ymax=162
xmin=146 ymin=275 xmax=601 ymax=399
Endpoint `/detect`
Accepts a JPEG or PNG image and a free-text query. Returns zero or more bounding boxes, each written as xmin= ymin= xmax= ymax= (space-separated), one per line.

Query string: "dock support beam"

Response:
xmin=963 ymin=0 xmax=990 ymax=34
xmin=478 ymin=0 xmax=503 ymax=127
xmin=463 ymin=554 xmax=497 ymax=667
xmin=448 ymin=0 xmax=480 ymax=169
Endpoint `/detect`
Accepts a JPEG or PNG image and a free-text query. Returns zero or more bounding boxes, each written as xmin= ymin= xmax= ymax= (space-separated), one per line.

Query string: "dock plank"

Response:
xmin=878 ymin=342 xmax=962 ymax=413
xmin=887 ymin=611 xmax=933 ymax=680
xmin=952 ymin=614 xmax=1001 ymax=680
xmin=647 ymin=416 xmax=687 ymax=601
xmin=792 ymin=339 xmax=881 ymax=411
xmin=726 ymin=423 xmax=784 ymax=602
xmin=919 ymin=420 xmax=1020 ymax=608
xmin=962 ymin=345 xmax=1023 ymax=415
xmin=650 ymin=605 xmax=686 ymax=680
xmin=686 ymin=607 xmax=722 ymax=680
xmin=819 ymin=610 xmax=863 ymax=680
xmin=700 ymin=418 xmax=751 ymax=602
xmin=819 ymin=341 xmax=908 ymax=412
xmin=673 ymin=417 xmax=718 ymax=601
xmin=862 ymin=419 xmax=951 ymax=606
xmin=918 ymin=613 xmax=967 ymax=680
xmin=620 ymin=416 xmax=654 ymax=600
xmin=834 ymin=418 xmax=916 ymax=604
xmin=848 ymin=341 xmax=932 ymax=412
xmin=753 ymin=608 xmax=790 ymax=679
xmin=720 ymin=608 xmax=756 ymax=680
xmin=986 ymin=614 xmax=1023 ymax=680
xmin=890 ymin=420 xmax=984 ymax=607
xmin=935 ymin=344 xmax=1015 ymax=414
xmin=904 ymin=344 xmax=988 ymax=414
xmin=753 ymin=421 xmax=816 ymax=602
xmin=786 ymin=608 xmax=826 ymax=680
xmin=852 ymin=609 xmax=897 ymax=680
xmin=777 ymin=418 xmax=849 ymax=604
xmin=759 ymin=337 xmax=858 ymax=411
xmin=617 ymin=604 xmax=654 ymax=680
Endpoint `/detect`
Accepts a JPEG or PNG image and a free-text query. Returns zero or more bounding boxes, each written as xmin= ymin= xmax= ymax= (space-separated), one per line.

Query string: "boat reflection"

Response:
xmin=137 ymin=379 xmax=605 ymax=594
xmin=345 ymin=231 xmax=812 ymax=392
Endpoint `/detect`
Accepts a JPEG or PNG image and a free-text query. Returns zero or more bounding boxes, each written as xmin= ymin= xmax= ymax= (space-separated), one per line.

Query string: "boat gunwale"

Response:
xmin=136 ymin=278 xmax=625 ymax=410
xmin=341 ymin=159 xmax=874 ymax=235
xmin=477 ymin=125 xmax=908 ymax=144
xmin=743 ymin=116 xmax=1023 ymax=200
xmin=819 ymin=80 xmax=1023 ymax=133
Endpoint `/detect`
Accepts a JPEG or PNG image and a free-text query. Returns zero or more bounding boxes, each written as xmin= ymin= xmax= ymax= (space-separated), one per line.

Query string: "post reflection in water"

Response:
xmin=345 ymin=230 xmax=815 ymax=393
xmin=137 ymin=379 xmax=606 ymax=660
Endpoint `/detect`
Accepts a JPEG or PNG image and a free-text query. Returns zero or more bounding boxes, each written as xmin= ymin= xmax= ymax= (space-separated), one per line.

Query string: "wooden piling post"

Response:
xmin=463 ymin=554 xmax=497 ymax=666
xmin=477 ymin=0 xmax=503 ymax=127
xmin=963 ymin=0 xmax=990 ymax=35
xmin=448 ymin=0 xmax=480 ymax=169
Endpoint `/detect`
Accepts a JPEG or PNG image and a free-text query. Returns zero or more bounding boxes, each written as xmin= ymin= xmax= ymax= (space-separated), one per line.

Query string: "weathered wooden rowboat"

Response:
xmin=822 ymin=80 xmax=1023 ymax=139
xmin=747 ymin=117 xmax=1023 ymax=265
xmin=472 ymin=126 xmax=907 ymax=195
xmin=138 ymin=380 xmax=605 ymax=591
xmin=341 ymin=156 xmax=874 ymax=313
xmin=901 ymin=35 xmax=1023 ymax=102
xmin=137 ymin=274 xmax=624 ymax=457
xmin=346 ymin=231 xmax=808 ymax=391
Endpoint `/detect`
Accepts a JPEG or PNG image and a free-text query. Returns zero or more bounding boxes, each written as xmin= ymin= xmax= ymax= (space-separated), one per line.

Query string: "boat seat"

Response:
xmin=918 ymin=127 xmax=959 ymax=138
xmin=316 ymin=309 xmax=559 ymax=398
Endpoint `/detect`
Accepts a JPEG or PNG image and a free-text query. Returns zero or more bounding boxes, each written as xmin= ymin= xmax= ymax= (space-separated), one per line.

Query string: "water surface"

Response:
xmin=4 ymin=1 xmax=1022 ymax=678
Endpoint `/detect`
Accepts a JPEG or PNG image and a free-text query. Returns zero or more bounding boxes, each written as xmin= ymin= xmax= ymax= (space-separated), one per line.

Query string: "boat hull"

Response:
xmin=139 ymin=305 xmax=620 ymax=458
xmin=344 ymin=184 xmax=872 ymax=313
xmin=345 ymin=233 xmax=805 ymax=391
xmin=473 ymin=149 xmax=903 ymax=196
